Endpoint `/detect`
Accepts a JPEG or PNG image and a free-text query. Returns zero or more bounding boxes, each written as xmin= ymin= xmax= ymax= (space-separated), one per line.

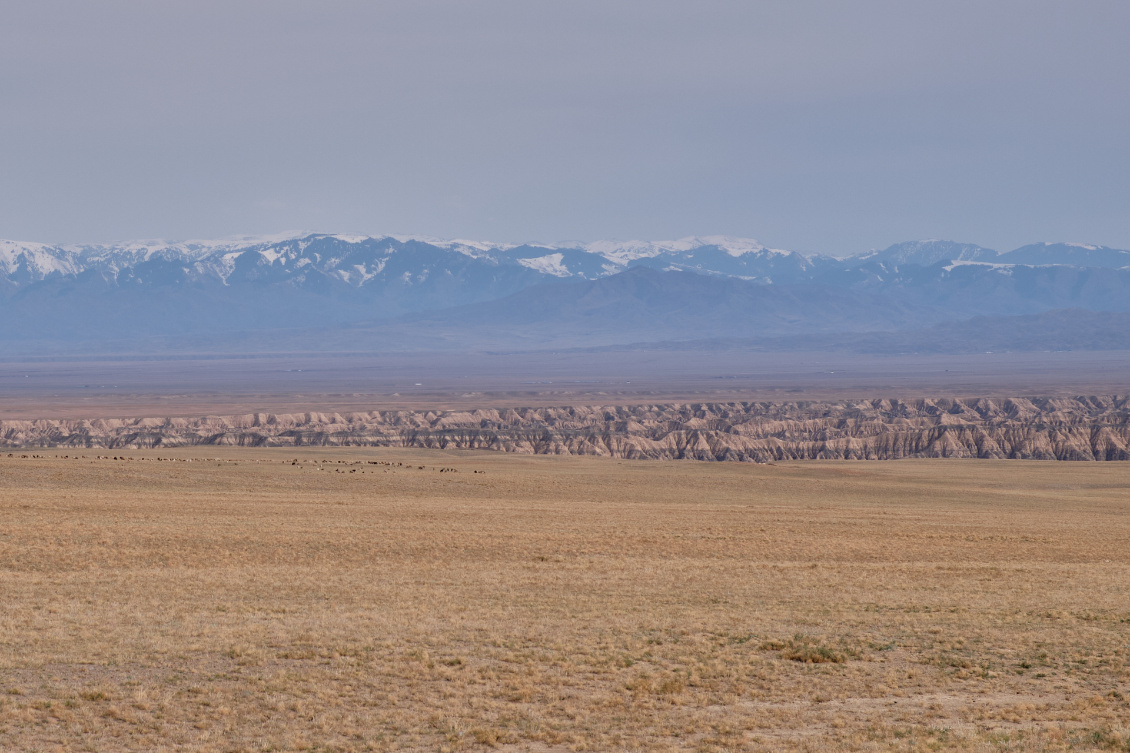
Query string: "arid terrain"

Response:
xmin=1 ymin=449 xmax=1128 ymax=751
xmin=3 ymin=395 xmax=1129 ymax=461
xmin=3 ymin=349 xmax=1129 ymax=419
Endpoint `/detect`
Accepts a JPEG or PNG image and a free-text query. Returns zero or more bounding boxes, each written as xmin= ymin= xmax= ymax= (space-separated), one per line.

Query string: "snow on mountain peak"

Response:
xmin=386 ymin=234 xmax=515 ymax=257
xmin=579 ymin=236 xmax=780 ymax=263
xmin=517 ymin=253 xmax=571 ymax=277
xmin=0 ymin=239 xmax=81 ymax=276
xmin=327 ymin=233 xmax=372 ymax=245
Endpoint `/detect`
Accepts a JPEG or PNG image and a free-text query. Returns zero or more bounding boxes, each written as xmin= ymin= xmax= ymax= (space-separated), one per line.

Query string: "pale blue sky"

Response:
xmin=1 ymin=0 xmax=1127 ymax=254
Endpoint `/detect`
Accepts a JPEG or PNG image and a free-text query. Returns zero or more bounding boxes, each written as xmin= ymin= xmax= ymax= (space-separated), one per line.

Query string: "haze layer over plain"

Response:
xmin=3 ymin=350 xmax=1129 ymax=420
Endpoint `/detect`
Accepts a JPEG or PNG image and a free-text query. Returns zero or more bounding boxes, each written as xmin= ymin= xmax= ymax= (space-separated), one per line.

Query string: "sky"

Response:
xmin=1 ymin=0 xmax=1128 ymax=255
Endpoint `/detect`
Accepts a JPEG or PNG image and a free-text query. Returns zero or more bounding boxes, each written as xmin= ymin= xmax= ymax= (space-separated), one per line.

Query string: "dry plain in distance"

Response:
xmin=3 ymin=349 xmax=1129 ymax=418
xmin=1 ymin=448 xmax=1128 ymax=752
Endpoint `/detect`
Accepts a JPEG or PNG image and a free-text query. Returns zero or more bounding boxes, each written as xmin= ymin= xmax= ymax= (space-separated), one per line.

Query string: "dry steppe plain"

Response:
xmin=1 ymin=449 xmax=1129 ymax=752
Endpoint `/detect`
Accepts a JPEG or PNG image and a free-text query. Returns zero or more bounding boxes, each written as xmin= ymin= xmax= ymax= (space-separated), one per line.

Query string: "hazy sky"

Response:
xmin=2 ymin=1 xmax=1128 ymax=253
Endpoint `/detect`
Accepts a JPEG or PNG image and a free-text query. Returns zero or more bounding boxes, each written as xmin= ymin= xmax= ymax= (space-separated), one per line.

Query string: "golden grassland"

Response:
xmin=1 ymin=448 xmax=1128 ymax=752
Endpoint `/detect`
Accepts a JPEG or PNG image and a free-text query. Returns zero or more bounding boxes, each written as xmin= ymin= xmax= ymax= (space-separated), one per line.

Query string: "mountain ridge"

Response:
xmin=3 ymin=232 xmax=1129 ymax=355
xmin=5 ymin=233 xmax=1130 ymax=289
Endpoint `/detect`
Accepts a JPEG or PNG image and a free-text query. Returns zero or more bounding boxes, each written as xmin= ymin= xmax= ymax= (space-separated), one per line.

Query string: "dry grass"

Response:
xmin=1 ymin=448 xmax=1129 ymax=752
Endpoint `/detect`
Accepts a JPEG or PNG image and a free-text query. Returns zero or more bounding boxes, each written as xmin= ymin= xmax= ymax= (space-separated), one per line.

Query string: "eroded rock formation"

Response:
xmin=2 ymin=396 xmax=1128 ymax=461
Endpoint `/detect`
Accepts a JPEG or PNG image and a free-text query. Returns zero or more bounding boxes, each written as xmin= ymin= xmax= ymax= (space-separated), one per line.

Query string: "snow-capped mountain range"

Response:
xmin=0 ymin=233 xmax=803 ymax=287
xmin=3 ymin=233 xmax=1128 ymax=290
xmin=1 ymin=233 xmax=1128 ymax=352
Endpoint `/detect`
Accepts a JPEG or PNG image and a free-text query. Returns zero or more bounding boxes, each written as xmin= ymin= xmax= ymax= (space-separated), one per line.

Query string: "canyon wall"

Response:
xmin=2 ymin=396 xmax=1128 ymax=461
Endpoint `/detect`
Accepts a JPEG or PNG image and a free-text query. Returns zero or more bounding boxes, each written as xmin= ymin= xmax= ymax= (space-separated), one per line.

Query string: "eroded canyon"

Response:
xmin=3 ymin=395 xmax=1128 ymax=461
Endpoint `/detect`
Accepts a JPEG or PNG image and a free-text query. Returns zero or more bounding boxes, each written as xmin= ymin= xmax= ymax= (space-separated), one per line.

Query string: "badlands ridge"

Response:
xmin=2 ymin=396 xmax=1128 ymax=461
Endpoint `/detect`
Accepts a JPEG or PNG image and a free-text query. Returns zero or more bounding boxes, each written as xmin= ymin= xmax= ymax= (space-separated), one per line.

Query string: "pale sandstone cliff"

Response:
xmin=2 ymin=396 xmax=1128 ymax=461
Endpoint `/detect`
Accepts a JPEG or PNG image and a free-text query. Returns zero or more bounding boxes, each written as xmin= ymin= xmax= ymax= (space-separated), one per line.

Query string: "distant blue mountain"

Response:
xmin=861 ymin=240 xmax=996 ymax=266
xmin=2 ymin=232 xmax=1129 ymax=352
xmin=996 ymin=242 xmax=1130 ymax=268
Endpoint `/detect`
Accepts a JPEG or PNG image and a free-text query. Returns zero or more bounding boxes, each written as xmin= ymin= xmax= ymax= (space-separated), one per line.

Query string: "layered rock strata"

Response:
xmin=2 ymin=397 xmax=1128 ymax=461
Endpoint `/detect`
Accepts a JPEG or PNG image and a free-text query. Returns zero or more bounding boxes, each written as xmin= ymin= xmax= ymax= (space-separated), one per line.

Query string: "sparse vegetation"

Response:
xmin=778 ymin=634 xmax=849 ymax=664
xmin=1 ymin=449 xmax=1129 ymax=751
